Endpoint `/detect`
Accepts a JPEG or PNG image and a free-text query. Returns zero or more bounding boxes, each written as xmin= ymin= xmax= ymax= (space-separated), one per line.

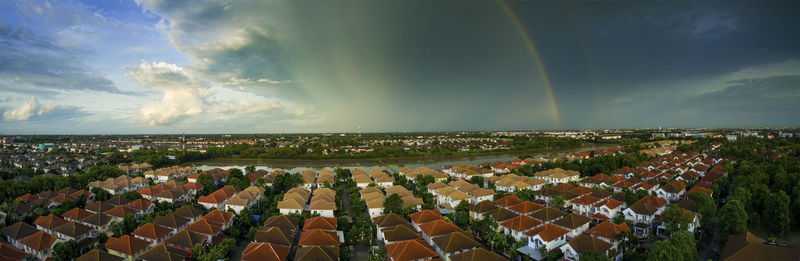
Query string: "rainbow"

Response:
xmin=498 ymin=0 xmax=561 ymax=127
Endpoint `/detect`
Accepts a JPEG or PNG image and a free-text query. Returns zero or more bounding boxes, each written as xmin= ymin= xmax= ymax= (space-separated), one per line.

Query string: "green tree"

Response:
xmin=662 ymin=204 xmax=693 ymax=233
xmin=718 ymin=200 xmax=748 ymax=239
xmin=730 ymin=186 xmax=752 ymax=212
xmin=245 ymin=165 xmax=256 ymax=174
xmin=647 ymin=239 xmax=680 ymax=261
xmin=468 ymin=176 xmax=485 ymax=187
xmin=688 ymin=192 xmax=717 ymax=227
xmin=580 ymin=251 xmax=610 ymax=261
xmin=553 ymin=195 xmax=566 ymax=209
xmin=53 ymin=240 xmax=78 ymax=261
xmin=764 ymin=190 xmax=790 ymax=235
xmin=383 ymin=194 xmax=404 ymax=214
xmin=197 ymin=173 xmax=215 ymax=196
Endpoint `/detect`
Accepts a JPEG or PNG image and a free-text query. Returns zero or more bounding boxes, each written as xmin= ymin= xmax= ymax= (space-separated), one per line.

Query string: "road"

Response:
xmin=339 ymin=180 xmax=369 ymax=261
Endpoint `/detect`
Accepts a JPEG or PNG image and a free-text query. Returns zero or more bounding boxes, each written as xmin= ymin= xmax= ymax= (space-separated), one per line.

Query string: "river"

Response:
xmin=191 ymin=145 xmax=612 ymax=173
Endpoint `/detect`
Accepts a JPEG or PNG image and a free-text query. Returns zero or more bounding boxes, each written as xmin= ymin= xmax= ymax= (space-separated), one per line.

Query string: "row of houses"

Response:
xmin=87 ymin=175 xmax=148 ymax=195
xmin=426 ymin=180 xmax=495 ymax=214
xmin=137 ymin=180 xmax=202 ymax=203
xmin=143 ymin=165 xmax=195 ymax=182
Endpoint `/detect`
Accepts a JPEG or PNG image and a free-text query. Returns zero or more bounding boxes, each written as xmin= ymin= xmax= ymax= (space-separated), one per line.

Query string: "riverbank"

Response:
xmin=190 ymin=144 xmax=611 ymax=169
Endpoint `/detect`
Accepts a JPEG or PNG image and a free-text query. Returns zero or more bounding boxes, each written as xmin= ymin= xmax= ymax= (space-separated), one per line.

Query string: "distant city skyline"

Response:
xmin=1 ymin=0 xmax=799 ymax=134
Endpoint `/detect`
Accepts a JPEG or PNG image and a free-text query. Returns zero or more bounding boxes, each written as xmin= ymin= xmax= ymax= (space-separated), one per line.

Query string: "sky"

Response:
xmin=0 ymin=0 xmax=798 ymax=134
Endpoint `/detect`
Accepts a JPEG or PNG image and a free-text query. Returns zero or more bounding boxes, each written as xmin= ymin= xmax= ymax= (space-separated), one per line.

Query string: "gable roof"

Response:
xmin=418 ymin=219 xmax=462 ymax=237
xmin=241 ymin=242 xmax=290 ymax=261
xmin=566 ymin=234 xmax=613 ymax=255
xmin=385 ymin=239 xmax=439 ymax=261
xmin=62 ymin=207 xmax=94 ymax=221
xmin=54 ymin=221 xmax=93 ymax=238
xmin=303 ymin=216 xmax=337 ymax=231
xmin=19 ymin=231 xmax=57 ymax=252
xmin=264 ymin=215 xmax=300 ymax=230
xmin=499 ymin=215 xmax=542 ymax=232
xmin=408 ymin=209 xmax=443 ymax=225
xmin=138 ymin=244 xmax=190 ymax=261
xmin=105 ymin=235 xmax=151 ymax=255
xmin=0 ymin=242 xmax=29 ymax=261
xmin=553 ymin=213 xmax=592 ymax=230
xmin=80 ymin=212 xmax=113 ymax=227
xmin=585 ymin=222 xmax=630 ymax=241
xmin=628 ymin=196 xmax=667 ymax=215
xmin=432 ymin=231 xmax=481 ymax=254
xmin=493 ymin=195 xmax=522 ymax=207
xmin=163 ymin=230 xmax=207 ymax=249
xmin=76 ymin=249 xmax=123 ymax=261
xmin=372 ymin=213 xmax=412 ymax=228
xmin=509 ymin=201 xmax=545 ymax=215
xmin=298 ymin=229 xmax=340 ymax=246
xmin=490 ymin=208 xmax=519 ymax=222
xmin=525 ymin=223 xmax=569 ymax=242
xmin=153 ymin=214 xmax=190 ymax=230
xmin=530 ymin=207 xmax=567 ymax=222
xmin=720 ymin=232 xmax=800 ymax=261
xmin=132 ymin=223 xmax=173 ymax=241
xmin=1 ymin=222 xmax=37 ymax=241
xmin=34 ymin=214 xmax=67 ymax=230
xmin=468 ymin=200 xmax=499 ymax=214
xmin=382 ymin=224 xmax=422 ymax=242
xmin=254 ymin=227 xmax=294 ymax=246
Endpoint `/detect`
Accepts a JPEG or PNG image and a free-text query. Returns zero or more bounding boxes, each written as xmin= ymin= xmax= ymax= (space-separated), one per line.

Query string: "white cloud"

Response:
xmin=126 ymin=61 xmax=299 ymax=126
xmin=3 ymin=96 xmax=79 ymax=121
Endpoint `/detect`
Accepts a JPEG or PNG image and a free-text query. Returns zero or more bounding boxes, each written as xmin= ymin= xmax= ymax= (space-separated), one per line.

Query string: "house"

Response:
xmin=509 ymin=201 xmax=545 ymax=215
xmin=294 ymin=246 xmax=340 ymax=261
xmin=431 ymin=231 xmax=482 ymax=261
xmin=80 ymin=213 xmax=114 ymax=233
xmin=569 ymin=194 xmax=601 ymax=216
xmin=720 ymin=231 xmax=800 ymax=261
xmin=490 ymin=208 xmax=519 ymax=224
xmin=198 ymin=186 xmax=239 ymax=210
xmin=76 ymin=249 xmax=123 ymax=261
xmin=53 ymin=221 xmax=96 ymax=245
xmin=126 ymin=199 xmax=154 ymax=216
xmin=552 ymin=213 xmax=592 ymax=238
xmin=467 ymin=200 xmax=498 ymax=220
xmin=254 ymin=226 xmax=295 ymax=246
xmin=163 ymin=230 xmax=208 ymax=252
xmin=530 ymin=207 xmax=567 ymax=224
xmin=241 ymin=242 xmax=290 ymax=261
xmin=1 ymin=222 xmax=38 ymax=249
xmin=298 ymin=229 xmax=341 ymax=247
xmin=105 ymin=235 xmax=151 ymax=261
xmin=409 ymin=209 xmax=443 ymax=230
xmin=382 ymin=224 xmax=422 ymax=245
xmin=304 ymin=216 xmax=337 ymax=231
xmin=656 ymin=207 xmax=700 ymax=235
xmin=493 ymin=195 xmax=522 ymax=209
xmin=19 ymin=231 xmax=61 ymax=260
xmin=173 ymin=205 xmax=205 ymax=223
xmin=656 ymin=180 xmax=687 ymax=202
xmin=560 ymin=234 xmax=614 ymax=261
xmin=277 ymin=197 xmax=306 ymax=215
xmin=373 ymin=213 xmax=414 ymax=242
xmin=525 ymin=223 xmax=569 ymax=252
xmin=308 ymin=196 xmax=337 ymax=218
xmin=155 ymin=187 xmax=192 ymax=204
xmin=592 ymin=198 xmax=625 ymax=220
xmin=418 ymin=219 xmax=462 ymax=245
xmin=585 ymin=221 xmax=631 ymax=249
xmin=0 ymin=242 xmax=29 ymax=261
xmin=201 ymin=209 xmax=235 ymax=231
xmin=385 ymin=239 xmax=439 ymax=261
xmin=153 ymin=214 xmax=191 ymax=233
xmin=225 ymin=186 xmax=266 ymax=213
xmin=263 ymin=215 xmax=300 ymax=231
xmin=131 ymin=223 xmax=173 ymax=246
xmin=138 ymin=244 xmax=190 ymax=261
xmin=449 ymin=247 xmax=508 ymax=261
xmin=34 ymin=214 xmax=68 ymax=234
xmin=623 ymin=196 xmax=667 ymax=236
xmin=499 ymin=215 xmax=542 ymax=241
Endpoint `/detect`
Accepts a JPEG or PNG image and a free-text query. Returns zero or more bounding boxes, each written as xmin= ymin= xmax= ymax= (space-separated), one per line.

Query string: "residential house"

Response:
xmin=431 ymin=231 xmax=482 ymax=261
xmin=560 ymin=234 xmax=615 ymax=261
xmin=105 ymin=235 xmax=151 ymax=261
xmin=499 ymin=215 xmax=542 ymax=241
xmin=552 ymin=213 xmax=592 ymax=238
xmin=385 ymin=239 xmax=439 ymax=261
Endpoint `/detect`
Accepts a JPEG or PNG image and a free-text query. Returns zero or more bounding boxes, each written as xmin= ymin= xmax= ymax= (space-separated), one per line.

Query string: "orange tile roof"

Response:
xmin=0 ymin=242 xmax=29 ymax=260
xmin=126 ymin=199 xmax=152 ymax=212
xmin=105 ymin=235 xmax=151 ymax=256
xmin=241 ymin=242 xmax=290 ymax=261
xmin=201 ymin=209 xmax=234 ymax=227
xmin=62 ymin=207 xmax=93 ymax=221
xmin=408 ymin=209 xmax=442 ymax=224
xmin=34 ymin=214 xmax=67 ymax=230
xmin=385 ymin=239 xmax=438 ymax=261
xmin=571 ymin=195 xmax=601 ymax=206
xmin=131 ymin=223 xmax=172 ymax=241
xmin=499 ymin=215 xmax=542 ymax=232
xmin=585 ymin=222 xmax=630 ymax=241
xmin=418 ymin=219 xmax=462 ymax=237
xmin=303 ymin=216 xmax=337 ymax=231
xmin=493 ymin=195 xmax=522 ymax=207
xmin=509 ymin=201 xmax=544 ymax=214
xmin=105 ymin=205 xmax=138 ymax=218
xmin=525 ymin=223 xmax=569 ymax=241
xmin=298 ymin=229 xmax=340 ymax=246
xmin=184 ymin=219 xmax=222 ymax=236
xmin=19 ymin=231 xmax=57 ymax=252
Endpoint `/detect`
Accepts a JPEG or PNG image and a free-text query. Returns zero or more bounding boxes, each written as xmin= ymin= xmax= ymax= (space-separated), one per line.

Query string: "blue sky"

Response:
xmin=0 ymin=0 xmax=798 ymax=134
